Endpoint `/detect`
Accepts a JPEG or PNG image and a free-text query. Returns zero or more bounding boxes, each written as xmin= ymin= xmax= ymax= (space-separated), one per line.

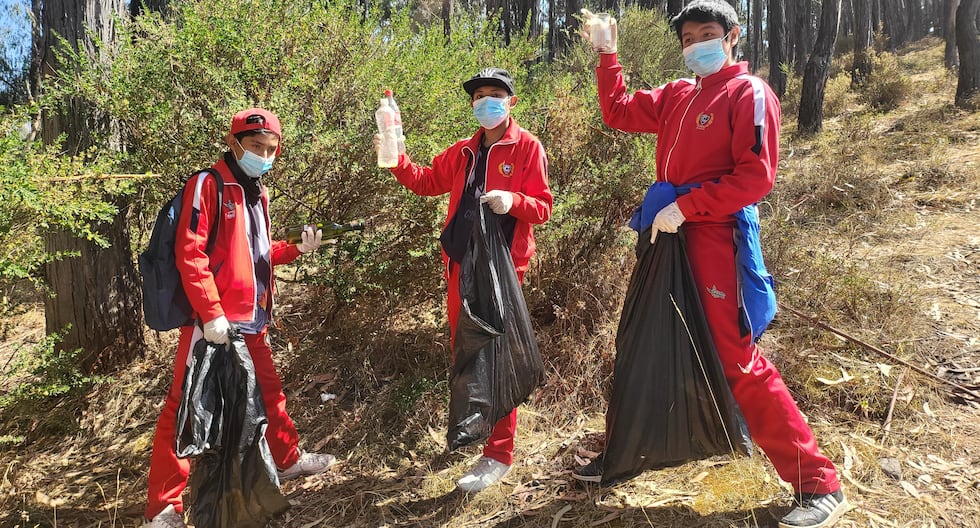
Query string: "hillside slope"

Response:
xmin=1 ymin=38 xmax=978 ymax=528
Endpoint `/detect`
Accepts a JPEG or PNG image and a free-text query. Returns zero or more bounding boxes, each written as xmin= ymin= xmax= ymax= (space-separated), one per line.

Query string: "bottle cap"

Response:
xmin=384 ymin=89 xmax=393 ymax=97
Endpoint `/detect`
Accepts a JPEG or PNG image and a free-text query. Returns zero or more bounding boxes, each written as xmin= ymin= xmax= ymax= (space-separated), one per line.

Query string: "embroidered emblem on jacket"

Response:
xmin=499 ymin=162 xmax=514 ymax=176
xmin=696 ymin=112 xmax=714 ymax=130
xmin=223 ymin=200 xmax=235 ymax=220
xmin=707 ymin=285 xmax=726 ymax=299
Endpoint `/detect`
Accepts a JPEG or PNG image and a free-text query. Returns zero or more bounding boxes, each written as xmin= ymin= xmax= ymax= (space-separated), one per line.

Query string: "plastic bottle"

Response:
xmin=376 ymin=97 xmax=399 ymax=168
xmin=385 ymin=89 xmax=406 ymax=154
xmin=590 ymin=13 xmax=612 ymax=50
xmin=285 ymin=220 xmax=366 ymax=244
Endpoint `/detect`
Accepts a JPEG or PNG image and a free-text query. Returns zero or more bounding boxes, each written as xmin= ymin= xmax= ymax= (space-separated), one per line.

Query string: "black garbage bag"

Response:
xmin=447 ymin=203 xmax=545 ymax=451
xmin=601 ymin=230 xmax=753 ymax=486
xmin=175 ymin=332 xmax=289 ymax=528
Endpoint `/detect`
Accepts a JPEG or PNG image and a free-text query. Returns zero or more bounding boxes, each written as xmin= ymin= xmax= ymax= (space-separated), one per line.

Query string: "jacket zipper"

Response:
xmin=462 ymin=133 xmax=518 ymax=193
xmin=662 ymin=80 xmax=702 ymax=183
xmin=221 ymin=180 xmax=258 ymax=323
xmin=449 ymin=133 xmax=518 ymax=277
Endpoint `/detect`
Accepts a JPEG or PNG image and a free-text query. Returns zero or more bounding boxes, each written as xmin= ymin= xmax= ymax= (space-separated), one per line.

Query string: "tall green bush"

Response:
xmin=60 ymin=1 xmax=682 ymax=414
xmin=84 ymin=2 xmax=545 ymax=309
xmin=0 ymin=108 xmax=121 ymax=324
xmin=0 ymin=108 xmax=121 ymax=423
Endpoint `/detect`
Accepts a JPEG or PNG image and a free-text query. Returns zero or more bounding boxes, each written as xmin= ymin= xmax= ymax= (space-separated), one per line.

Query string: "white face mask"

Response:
xmin=682 ymin=33 xmax=731 ymax=77
xmin=472 ymin=96 xmax=510 ymax=129
xmin=235 ymin=139 xmax=275 ymax=178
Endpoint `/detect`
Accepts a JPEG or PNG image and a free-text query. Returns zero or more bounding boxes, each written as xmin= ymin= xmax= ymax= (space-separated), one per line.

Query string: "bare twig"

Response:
xmin=779 ymin=303 xmax=980 ymax=402
xmin=881 ymin=367 xmax=908 ymax=444
xmin=39 ymin=173 xmax=162 ymax=182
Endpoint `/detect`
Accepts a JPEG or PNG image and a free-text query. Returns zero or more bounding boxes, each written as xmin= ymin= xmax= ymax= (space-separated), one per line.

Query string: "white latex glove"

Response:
xmin=480 ymin=190 xmax=514 ymax=215
xmin=650 ymin=201 xmax=686 ymax=244
xmin=203 ymin=315 xmax=231 ymax=346
xmin=298 ymin=225 xmax=323 ymax=254
xmin=579 ymin=8 xmax=618 ymax=54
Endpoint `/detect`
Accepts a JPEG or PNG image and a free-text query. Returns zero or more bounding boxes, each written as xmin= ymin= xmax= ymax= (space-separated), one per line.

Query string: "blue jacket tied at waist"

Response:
xmin=628 ymin=181 xmax=777 ymax=341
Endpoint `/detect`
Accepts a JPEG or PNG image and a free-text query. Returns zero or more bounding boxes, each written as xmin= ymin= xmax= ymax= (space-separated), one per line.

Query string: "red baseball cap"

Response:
xmin=230 ymin=108 xmax=282 ymax=139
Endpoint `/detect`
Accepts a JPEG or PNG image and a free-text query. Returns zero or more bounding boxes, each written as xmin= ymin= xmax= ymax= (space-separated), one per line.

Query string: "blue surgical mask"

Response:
xmin=683 ymin=33 xmax=730 ymax=77
xmin=236 ymin=140 xmax=275 ymax=178
xmin=472 ymin=96 xmax=510 ymax=129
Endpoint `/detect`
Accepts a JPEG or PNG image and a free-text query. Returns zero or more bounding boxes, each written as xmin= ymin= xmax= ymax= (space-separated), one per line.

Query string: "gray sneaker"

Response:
xmin=277 ymin=449 xmax=337 ymax=481
xmin=779 ymin=489 xmax=848 ymax=528
xmin=143 ymin=505 xmax=186 ymax=528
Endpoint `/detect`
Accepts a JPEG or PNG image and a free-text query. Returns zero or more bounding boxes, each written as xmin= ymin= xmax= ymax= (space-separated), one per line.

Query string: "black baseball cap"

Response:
xmin=462 ymin=68 xmax=515 ymax=97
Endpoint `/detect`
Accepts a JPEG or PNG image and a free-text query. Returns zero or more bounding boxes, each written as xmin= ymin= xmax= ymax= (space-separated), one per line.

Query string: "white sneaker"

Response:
xmin=456 ymin=456 xmax=511 ymax=493
xmin=143 ymin=505 xmax=186 ymax=528
xmin=277 ymin=449 xmax=336 ymax=481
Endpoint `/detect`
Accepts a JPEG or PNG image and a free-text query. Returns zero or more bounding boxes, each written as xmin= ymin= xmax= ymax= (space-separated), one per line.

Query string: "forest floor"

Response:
xmin=1 ymin=38 xmax=978 ymax=527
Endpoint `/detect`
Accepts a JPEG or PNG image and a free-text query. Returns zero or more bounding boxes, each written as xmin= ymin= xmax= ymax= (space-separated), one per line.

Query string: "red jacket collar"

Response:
xmin=212 ymin=157 xmax=270 ymax=201
xmin=464 ymin=117 xmax=521 ymax=153
xmin=698 ymin=61 xmax=750 ymax=87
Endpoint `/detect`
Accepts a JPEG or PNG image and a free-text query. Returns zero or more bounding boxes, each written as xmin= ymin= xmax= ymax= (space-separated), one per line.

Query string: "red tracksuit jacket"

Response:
xmin=597 ymin=55 xmax=780 ymax=219
xmin=390 ymin=118 xmax=553 ymax=275
xmin=174 ymin=159 xmax=302 ymax=324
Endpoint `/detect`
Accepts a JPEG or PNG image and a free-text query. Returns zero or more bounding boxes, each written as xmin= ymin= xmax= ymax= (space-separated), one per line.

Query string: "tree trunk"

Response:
xmin=547 ymin=0 xmax=557 ymax=60
xmin=667 ymin=0 xmax=684 ymax=18
xmin=872 ymin=0 xmax=882 ymax=39
xmin=945 ymin=0 xmax=959 ymax=69
xmin=956 ymin=0 xmax=980 ymax=107
xmin=884 ymin=0 xmax=907 ymax=48
xmin=751 ymin=0 xmax=764 ymax=71
xmin=563 ymin=0 xmax=583 ymax=55
xmin=794 ymin=0 xmax=814 ymax=74
xmin=932 ymin=0 xmax=943 ymax=35
xmin=908 ymin=0 xmax=925 ymax=40
xmin=769 ymin=0 xmax=788 ymax=97
xmin=443 ymin=0 xmax=452 ymax=40
xmin=785 ymin=0 xmax=798 ymax=73
xmin=34 ymin=0 xmax=144 ymax=372
xmin=799 ymin=0 xmax=843 ymax=134
xmin=853 ymin=0 xmax=874 ymax=87
xmin=841 ymin=0 xmax=854 ymax=40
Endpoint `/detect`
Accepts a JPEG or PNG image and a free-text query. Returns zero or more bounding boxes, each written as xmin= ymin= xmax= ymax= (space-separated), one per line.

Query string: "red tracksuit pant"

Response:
xmin=446 ymin=263 xmax=525 ymax=466
xmin=685 ymin=222 xmax=840 ymax=495
xmin=144 ymin=325 xmax=300 ymax=519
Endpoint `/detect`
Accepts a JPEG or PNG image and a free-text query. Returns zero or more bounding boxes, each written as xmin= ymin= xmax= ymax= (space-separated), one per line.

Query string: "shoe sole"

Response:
xmin=457 ymin=476 xmax=507 ymax=493
xmin=456 ymin=482 xmax=490 ymax=493
xmin=571 ymin=473 xmax=602 ymax=483
xmin=277 ymin=457 xmax=338 ymax=481
xmin=777 ymin=497 xmax=848 ymax=528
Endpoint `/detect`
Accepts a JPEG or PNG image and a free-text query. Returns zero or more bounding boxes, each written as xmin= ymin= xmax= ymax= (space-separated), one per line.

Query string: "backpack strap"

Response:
xmin=201 ymin=168 xmax=223 ymax=255
xmin=184 ymin=168 xmax=224 ymax=255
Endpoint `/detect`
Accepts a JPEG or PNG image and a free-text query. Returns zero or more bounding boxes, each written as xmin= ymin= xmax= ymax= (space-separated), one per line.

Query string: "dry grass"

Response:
xmin=2 ymin=38 xmax=980 ymax=527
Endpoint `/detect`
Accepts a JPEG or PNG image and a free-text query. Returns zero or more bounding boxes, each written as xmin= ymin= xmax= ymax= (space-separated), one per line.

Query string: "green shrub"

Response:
xmin=0 ymin=109 xmax=121 ymax=331
xmin=49 ymin=1 xmax=680 ymax=413
xmin=859 ymin=51 xmax=911 ymax=111
xmin=85 ymin=2 xmax=547 ymax=313
xmin=822 ymin=72 xmax=854 ymax=118
xmin=779 ymin=66 xmax=802 ymax=119
xmin=0 ymin=328 xmax=100 ymax=409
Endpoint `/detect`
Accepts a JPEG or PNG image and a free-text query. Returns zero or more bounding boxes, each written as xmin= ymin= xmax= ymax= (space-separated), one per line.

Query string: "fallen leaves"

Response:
xmin=817 ymin=367 xmax=855 ymax=385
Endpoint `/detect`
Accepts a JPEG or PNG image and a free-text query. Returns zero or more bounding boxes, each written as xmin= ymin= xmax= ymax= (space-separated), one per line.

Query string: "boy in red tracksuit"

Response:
xmin=375 ymin=68 xmax=552 ymax=493
xmin=144 ymin=108 xmax=336 ymax=527
xmin=574 ymin=3 xmax=847 ymax=528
